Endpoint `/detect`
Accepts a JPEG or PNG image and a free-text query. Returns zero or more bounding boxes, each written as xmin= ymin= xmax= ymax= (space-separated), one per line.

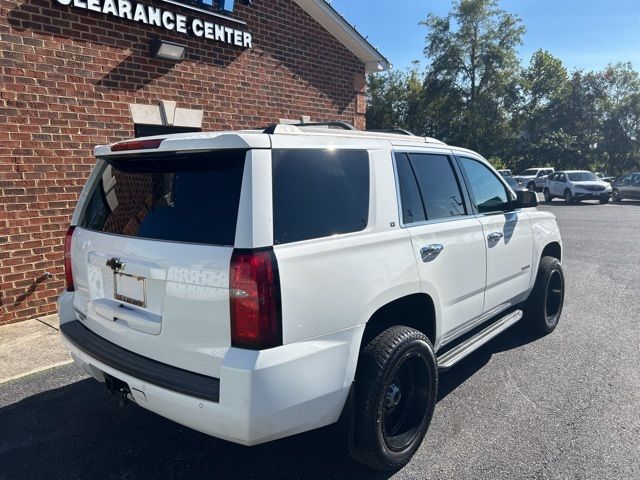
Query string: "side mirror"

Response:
xmin=516 ymin=190 xmax=538 ymax=208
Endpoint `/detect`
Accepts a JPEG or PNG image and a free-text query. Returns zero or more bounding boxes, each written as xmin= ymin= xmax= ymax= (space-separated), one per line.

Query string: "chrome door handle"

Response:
xmin=420 ymin=244 xmax=444 ymax=261
xmin=487 ymin=232 xmax=504 ymax=242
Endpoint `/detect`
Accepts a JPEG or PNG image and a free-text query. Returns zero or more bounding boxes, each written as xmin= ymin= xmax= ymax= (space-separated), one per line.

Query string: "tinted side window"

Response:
xmin=394 ymin=153 xmax=426 ymax=224
xmin=272 ymin=149 xmax=369 ymax=244
xmin=459 ymin=157 xmax=512 ymax=214
xmin=408 ymin=153 xmax=466 ymax=220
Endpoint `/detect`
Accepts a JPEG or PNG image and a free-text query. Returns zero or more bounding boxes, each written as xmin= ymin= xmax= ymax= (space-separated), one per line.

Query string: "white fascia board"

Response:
xmin=293 ymin=0 xmax=392 ymax=73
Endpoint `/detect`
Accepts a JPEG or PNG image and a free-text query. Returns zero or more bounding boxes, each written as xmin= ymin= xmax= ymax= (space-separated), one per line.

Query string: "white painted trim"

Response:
xmin=293 ymin=0 xmax=391 ymax=72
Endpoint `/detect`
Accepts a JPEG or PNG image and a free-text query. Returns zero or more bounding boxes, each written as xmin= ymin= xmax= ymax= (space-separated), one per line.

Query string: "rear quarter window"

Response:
xmin=272 ymin=149 xmax=370 ymax=244
xmin=81 ymin=151 xmax=246 ymax=246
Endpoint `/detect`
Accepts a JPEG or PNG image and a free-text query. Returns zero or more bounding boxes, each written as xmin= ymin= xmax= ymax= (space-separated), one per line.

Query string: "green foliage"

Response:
xmin=366 ymin=0 xmax=640 ymax=176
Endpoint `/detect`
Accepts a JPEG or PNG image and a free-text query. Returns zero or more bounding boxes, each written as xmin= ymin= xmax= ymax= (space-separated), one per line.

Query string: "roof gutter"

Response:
xmin=293 ymin=0 xmax=392 ymax=73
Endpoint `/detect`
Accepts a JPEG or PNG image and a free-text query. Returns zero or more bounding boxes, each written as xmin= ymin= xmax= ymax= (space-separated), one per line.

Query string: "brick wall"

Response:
xmin=0 ymin=0 xmax=367 ymax=325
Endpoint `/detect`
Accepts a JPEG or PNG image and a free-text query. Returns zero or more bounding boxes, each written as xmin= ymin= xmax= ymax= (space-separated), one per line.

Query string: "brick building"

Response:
xmin=0 ymin=0 xmax=390 ymax=325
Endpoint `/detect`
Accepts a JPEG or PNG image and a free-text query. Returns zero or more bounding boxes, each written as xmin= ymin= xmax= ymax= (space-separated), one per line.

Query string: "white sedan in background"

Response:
xmin=543 ymin=170 xmax=612 ymax=204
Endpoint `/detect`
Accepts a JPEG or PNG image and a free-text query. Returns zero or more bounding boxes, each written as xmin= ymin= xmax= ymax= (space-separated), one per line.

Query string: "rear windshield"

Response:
xmin=272 ymin=149 xmax=370 ymax=244
xmin=81 ymin=151 xmax=246 ymax=246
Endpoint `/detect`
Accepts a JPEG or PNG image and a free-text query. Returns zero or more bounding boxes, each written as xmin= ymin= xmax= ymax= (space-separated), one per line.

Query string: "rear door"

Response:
xmin=631 ymin=174 xmax=640 ymax=199
xmin=551 ymin=173 xmax=566 ymax=196
xmin=457 ymin=155 xmax=534 ymax=313
xmin=394 ymin=150 xmax=486 ymax=342
xmin=70 ymin=150 xmax=247 ymax=377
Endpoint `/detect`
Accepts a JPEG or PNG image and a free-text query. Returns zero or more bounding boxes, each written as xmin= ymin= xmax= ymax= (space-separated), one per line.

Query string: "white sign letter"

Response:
xmin=162 ymin=11 xmax=175 ymax=30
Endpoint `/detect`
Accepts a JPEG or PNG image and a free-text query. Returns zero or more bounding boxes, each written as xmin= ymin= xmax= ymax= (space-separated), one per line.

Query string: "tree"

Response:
xmin=598 ymin=63 xmax=640 ymax=174
xmin=365 ymin=1 xmax=640 ymax=176
xmin=420 ymin=0 xmax=525 ymax=154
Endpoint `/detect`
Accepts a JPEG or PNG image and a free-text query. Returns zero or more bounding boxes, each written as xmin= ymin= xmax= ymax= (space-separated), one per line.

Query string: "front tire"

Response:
xmin=599 ymin=195 xmax=610 ymax=204
xmin=543 ymin=188 xmax=552 ymax=202
xmin=564 ymin=189 xmax=574 ymax=204
xmin=524 ymin=256 xmax=565 ymax=334
xmin=527 ymin=182 xmax=535 ymax=192
xmin=612 ymin=189 xmax=622 ymax=202
xmin=352 ymin=326 xmax=437 ymax=471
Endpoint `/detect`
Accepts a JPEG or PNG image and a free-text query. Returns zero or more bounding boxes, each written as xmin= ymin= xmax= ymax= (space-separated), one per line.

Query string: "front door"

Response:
xmin=394 ymin=151 xmax=486 ymax=343
xmin=457 ymin=156 xmax=534 ymax=313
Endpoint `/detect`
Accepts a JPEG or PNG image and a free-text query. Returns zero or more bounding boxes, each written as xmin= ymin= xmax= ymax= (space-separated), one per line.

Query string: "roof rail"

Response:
xmin=367 ymin=128 xmax=416 ymax=136
xmin=260 ymin=121 xmax=446 ymax=145
xmin=263 ymin=121 xmax=356 ymax=134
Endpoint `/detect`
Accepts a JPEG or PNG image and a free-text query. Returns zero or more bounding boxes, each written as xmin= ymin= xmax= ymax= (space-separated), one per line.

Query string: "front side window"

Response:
xmin=81 ymin=151 xmax=246 ymax=245
xmin=272 ymin=149 xmax=370 ymax=244
xmin=459 ymin=157 xmax=512 ymax=214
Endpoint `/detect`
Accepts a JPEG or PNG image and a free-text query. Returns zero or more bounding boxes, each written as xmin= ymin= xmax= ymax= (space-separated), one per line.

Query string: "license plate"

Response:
xmin=114 ymin=273 xmax=146 ymax=308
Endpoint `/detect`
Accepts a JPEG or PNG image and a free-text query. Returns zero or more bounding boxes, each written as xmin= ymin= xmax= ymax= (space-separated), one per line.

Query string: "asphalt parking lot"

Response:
xmin=1 ymin=199 xmax=639 ymax=480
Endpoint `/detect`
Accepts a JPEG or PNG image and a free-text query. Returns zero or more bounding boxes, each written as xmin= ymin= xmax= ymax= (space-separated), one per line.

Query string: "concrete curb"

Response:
xmin=0 ymin=314 xmax=73 ymax=385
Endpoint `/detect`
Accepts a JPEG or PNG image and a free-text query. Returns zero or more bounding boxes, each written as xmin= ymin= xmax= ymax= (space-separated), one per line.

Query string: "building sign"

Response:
xmin=54 ymin=0 xmax=253 ymax=48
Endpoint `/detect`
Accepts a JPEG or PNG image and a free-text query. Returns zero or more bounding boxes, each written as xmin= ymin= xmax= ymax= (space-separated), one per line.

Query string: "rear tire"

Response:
xmin=352 ymin=326 xmax=437 ymax=471
xmin=524 ymin=256 xmax=565 ymax=335
xmin=543 ymin=188 xmax=552 ymax=202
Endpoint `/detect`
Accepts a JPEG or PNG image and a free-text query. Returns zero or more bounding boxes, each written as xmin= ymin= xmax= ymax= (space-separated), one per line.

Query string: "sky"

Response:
xmin=329 ymin=0 xmax=640 ymax=73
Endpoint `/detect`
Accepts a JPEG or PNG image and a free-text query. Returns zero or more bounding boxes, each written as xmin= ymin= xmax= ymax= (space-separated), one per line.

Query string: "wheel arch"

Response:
xmin=359 ymin=293 xmax=437 ymax=350
xmin=541 ymin=241 xmax=562 ymax=262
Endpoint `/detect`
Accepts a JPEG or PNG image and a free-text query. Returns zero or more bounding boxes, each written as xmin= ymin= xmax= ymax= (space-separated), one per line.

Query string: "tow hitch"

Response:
xmin=104 ymin=374 xmax=131 ymax=407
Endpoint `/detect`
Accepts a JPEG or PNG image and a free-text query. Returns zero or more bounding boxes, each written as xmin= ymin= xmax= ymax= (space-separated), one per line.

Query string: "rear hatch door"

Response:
xmin=70 ymin=150 xmax=247 ymax=378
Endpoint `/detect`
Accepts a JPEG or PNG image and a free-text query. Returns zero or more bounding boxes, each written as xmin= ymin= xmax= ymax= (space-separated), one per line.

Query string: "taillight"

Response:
xmin=64 ymin=226 xmax=76 ymax=291
xmin=111 ymin=138 xmax=164 ymax=152
xmin=229 ymin=249 xmax=282 ymax=350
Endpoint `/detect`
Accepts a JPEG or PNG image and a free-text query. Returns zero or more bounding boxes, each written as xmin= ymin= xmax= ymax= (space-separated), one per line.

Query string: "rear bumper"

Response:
xmin=60 ymin=320 xmax=220 ymax=402
xmin=57 ymin=291 xmax=361 ymax=446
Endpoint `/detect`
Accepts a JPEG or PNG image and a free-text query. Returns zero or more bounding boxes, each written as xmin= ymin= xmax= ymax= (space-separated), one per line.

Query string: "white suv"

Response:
xmin=543 ymin=170 xmax=612 ymax=204
xmin=514 ymin=167 xmax=555 ymax=191
xmin=58 ymin=124 xmax=564 ymax=471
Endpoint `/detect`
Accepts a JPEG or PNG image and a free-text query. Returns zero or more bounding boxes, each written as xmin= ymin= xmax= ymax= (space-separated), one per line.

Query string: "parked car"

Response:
xmin=498 ymin=169 xmax=513 ymax=177
xmin=58 ymin=124 xmax=564 ymax=471
xmin=611 ymin=172 xmax=640 ymax=202
xmin=505 ymin=176 xmax=527 ymax=192
xmin=543 ymin=170 xmax=612 ymax=203
xmin=595 ymin=172 xmax=615 ymax=183
xmin=513 ymin=167 xmax=555 ymax=192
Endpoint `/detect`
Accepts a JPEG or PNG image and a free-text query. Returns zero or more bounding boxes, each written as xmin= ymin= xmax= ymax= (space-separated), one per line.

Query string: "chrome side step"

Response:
xmin=437 ymin=309 xmax=523 ymax=371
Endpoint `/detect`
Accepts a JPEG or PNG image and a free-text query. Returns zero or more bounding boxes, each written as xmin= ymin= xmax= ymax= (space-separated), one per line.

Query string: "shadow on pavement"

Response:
xmin=0 ymin=377 xmax=384 ymax=480
xmin=0 ymin=328 xmax=542 ymax=480
xmin=438 ymin=327 xmax=543 ymax=401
